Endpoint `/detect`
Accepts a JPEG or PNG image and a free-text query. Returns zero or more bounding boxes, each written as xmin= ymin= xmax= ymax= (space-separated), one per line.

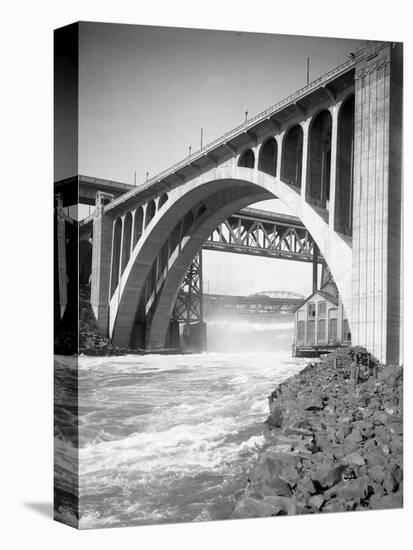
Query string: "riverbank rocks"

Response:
xmin=231 ymin=348 xmax=403 ymax=518
xmin=77 ymin=285 xmax=139 ymax=356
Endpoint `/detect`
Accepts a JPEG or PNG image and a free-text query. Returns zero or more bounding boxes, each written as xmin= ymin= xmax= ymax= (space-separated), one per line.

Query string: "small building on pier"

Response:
xmin=292 ymin=275 xmax=351 ymax=357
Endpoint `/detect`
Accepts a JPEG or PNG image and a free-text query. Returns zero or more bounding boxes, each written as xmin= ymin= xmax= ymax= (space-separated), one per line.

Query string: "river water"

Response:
xmin=55 ymin=315 xmax=306 ymax=529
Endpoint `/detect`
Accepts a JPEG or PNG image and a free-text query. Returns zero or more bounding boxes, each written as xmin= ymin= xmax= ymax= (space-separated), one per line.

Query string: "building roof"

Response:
xmin=294 ymin=289 xmax=339 ymax=313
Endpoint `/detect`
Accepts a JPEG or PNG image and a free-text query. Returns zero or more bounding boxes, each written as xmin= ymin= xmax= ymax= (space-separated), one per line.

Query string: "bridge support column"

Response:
xmin=182 ymin=321 xmax=207 ymax=353
xmin=172 ymin=251 xmax=207 ymax=352
xmin=328 ymin=104 xmax=339 ymax=228
xmin=352 ymin=42 xmax=402 ymax=364
xmin=312 ymin=242 xmax=319 ymax=293
xmin=300 ymin=120 xmax=310 ymax=200
xmin=54 ymin=194 xmax=68 ymax=320
xmin=91 ymin=197 xmax=114 ymax=335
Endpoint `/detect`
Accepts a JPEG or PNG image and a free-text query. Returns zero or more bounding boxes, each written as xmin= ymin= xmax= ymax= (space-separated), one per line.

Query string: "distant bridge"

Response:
xmin=203 ymin=293 xmax=304 ymax=317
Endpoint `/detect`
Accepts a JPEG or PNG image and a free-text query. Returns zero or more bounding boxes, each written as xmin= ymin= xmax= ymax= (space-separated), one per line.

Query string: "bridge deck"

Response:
xmin=104 ymin=54 xmax=357 ymax=213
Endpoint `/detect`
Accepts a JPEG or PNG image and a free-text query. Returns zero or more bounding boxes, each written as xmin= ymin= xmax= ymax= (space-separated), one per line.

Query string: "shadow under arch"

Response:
xmin=109 ymin=169 xmax=352 ymax=349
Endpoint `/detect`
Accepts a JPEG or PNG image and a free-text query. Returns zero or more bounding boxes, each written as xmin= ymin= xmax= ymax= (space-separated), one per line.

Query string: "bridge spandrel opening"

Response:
xmin=334 ymin=95 xmax=355 ymax=236
xmin=307 ymin=109 xmax=332 ymax=210
xmin=110 ymin=218 xmax=122 ymax=298
xmin=133 ymin=206 xmax=144 ymax=248
xmin=258 ymin=138 xmax=277 ymax=177
xmin=238 ymin=149 xmax=255 ymax=169
xmin=281 ymin=125 xmax=303 ymax=189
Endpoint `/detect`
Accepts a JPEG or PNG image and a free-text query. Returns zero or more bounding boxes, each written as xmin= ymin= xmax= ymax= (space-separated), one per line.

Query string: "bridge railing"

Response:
xmin=106 ymin=56 xmax=356 ymax=211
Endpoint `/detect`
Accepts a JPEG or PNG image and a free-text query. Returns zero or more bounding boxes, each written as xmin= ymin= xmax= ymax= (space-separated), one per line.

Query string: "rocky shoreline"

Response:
xmin=231 ymin=348 xmax=403 ymax=518
xmin=78 ymin=285 xmax=137 ymax=356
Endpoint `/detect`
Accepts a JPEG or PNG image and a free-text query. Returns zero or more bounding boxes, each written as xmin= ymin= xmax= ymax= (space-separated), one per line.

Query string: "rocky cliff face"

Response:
xmin=231 ymin=350 xmax=403 ymax=518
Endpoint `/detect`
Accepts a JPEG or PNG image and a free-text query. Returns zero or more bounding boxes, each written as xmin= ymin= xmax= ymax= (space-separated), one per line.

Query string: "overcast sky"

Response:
xmin=77 ymin=23 xmax=359 ymax=296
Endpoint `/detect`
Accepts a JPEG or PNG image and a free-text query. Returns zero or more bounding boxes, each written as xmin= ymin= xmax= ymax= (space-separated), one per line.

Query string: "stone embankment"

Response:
xmin=231 ymin=348 xmax=403 ymax=518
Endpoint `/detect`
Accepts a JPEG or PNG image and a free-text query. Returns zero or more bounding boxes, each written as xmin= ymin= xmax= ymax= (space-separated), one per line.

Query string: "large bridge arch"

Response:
xmin=109 ymin=166 xmax=352 ymax=349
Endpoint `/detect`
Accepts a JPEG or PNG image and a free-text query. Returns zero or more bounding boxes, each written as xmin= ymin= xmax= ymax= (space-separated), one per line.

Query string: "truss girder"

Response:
xmin=204 ymin=213 xmax=322 ymax=263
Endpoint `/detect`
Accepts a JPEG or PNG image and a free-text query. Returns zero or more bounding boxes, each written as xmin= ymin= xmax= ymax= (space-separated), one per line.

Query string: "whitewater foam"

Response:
xmin=56 ymin=335 xmax=307 ymax=527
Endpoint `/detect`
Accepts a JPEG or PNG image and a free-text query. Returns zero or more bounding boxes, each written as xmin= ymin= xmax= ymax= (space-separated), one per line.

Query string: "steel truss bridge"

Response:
xmin=172 ymin=207 xmax=323 ymax=325
xmin=204 ymin=207 xmax=322 ymax=262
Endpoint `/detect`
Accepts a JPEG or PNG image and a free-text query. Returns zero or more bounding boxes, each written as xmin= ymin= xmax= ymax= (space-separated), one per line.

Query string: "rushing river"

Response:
xmin=55 ymin=315 xmax=306 ymax=529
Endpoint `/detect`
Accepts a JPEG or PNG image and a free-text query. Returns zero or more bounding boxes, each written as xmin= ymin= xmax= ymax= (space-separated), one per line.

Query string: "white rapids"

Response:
xmin=61 ymin=315 xmax=306 ymax=528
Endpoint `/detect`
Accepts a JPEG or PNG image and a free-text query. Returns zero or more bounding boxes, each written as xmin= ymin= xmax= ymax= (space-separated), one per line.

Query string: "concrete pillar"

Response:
xmin=166 ymin=319 xmax=180 ymax=349
xmin=300 ymin=120 xmax=310 ymax=201
xmin=352 ymin=42 xmax=402 ymax=364
xmin=130 ymin=209 xmax=136 ymax=256
xmin=312 ymin=243 xmax=319 ymax=293
xmin=90 ymin=195 xmax=114 ymax=335
xmin=182 ymin=321 xmax=207 ymax=353
xmin=54 ymin=194 xmax=67 ymax=319
xmin=328 ymin=104 xmax=339 ymax=228
xmin=275 ymin=133 xmax=284 ymax=180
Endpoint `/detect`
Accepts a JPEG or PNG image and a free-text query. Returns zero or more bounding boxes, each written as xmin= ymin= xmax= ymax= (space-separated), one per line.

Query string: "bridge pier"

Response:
xmin=352 ymin=42 xmax=402 ymax=364
xmin=182 ymin=321 xmax=207 ymax=353
xmin=91 ymin=193 xmax=114 ymax=335
xmin=166 ymin=319 xmax=180 ymax=349
xmin=171 ymin=251 xmax=207 ymax=353
xmin=54 ymin=194 xmax=68 ymax=321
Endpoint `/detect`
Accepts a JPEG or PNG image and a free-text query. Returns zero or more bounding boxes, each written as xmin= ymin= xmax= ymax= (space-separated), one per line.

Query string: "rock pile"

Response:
xmin=78 ymin=285 xmax=137 ymax=356
xmin=231 ymin=349 xmax=403 ymax=518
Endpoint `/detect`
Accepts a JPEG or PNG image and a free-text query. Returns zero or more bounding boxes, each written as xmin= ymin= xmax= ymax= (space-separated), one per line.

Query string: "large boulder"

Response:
xmin=231 ymin=495 xmax=295 ymax=518
xmin=311 ymin=464 xmax=345 ymax=490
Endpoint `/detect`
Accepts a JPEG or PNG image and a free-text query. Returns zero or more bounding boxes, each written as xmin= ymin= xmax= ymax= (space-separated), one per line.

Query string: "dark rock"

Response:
xmin=268 ymin=477 xmax=293 ymax=497
xmin=314 ymin=433 xmax=331 ymax=451
xmin=322 ymin=499 xmax=346 ymax=513
xmin=383 ymin=464 xmax=402 ymax=494
xmin=296 ymin=475 xmax=317 ymax=497
xmin=284 ymin=422 xmax=312 ymax=436
xmin=339 ymin=478 xmax=369 ymax=501
xmin=345 ymin=428 xmax=364 ymax=447
xmin=230 ymin=496 xmax=296 ymax=518
xmin=365 ymin=449 xmax=388 ymax=468
xmin=267 ymin=404 xmax=283 ymax=428
xmin=312 ymin=464 xmax=345 ymax=490
xmin=308 ymin=495 xmax=324 ymax=510
xmin=388 ymin=419 xmax=403 ymax=436
xmin=369 ymin=493 xmax=402 ymax=510
xmin=302 ymin=397 xmax=324 ymax=411
xmin=343 ymin=451 xmax=365 ymax=466
xmin=368 ymin=465 xmax=386 ymax=484
xmin=379 ymin=366 xmax=403 ymax=389
xmin=248 ymin=453 xmax=299 ymax=497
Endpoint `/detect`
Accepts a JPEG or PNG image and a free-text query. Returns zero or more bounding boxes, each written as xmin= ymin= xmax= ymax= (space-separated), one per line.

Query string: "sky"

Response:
xmin=76 ymin=23 xmax=360 ymax=297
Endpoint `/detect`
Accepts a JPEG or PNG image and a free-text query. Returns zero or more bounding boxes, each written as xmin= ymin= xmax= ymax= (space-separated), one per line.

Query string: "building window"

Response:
xmin=318 ymin=301 xmax=326 ymax=318
xmin=307 ymin=320 xmax=316 ymax=345
xmin=308 ymin=302 xmax=316 ymax=318
xmin=343 ymin=319 xmax=351 ymax=342
xmin=318 ymin=319 xmax=326 ymax=343
xmin=329 ymin=318 xmax=337 ymax=343
xmin=297 ymin=320 xmax=305 ymax=345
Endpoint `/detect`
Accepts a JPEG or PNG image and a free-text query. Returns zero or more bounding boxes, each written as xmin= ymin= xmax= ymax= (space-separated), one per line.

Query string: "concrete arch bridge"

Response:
xmin=84 ymin=41 xmax=402 ymax=364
